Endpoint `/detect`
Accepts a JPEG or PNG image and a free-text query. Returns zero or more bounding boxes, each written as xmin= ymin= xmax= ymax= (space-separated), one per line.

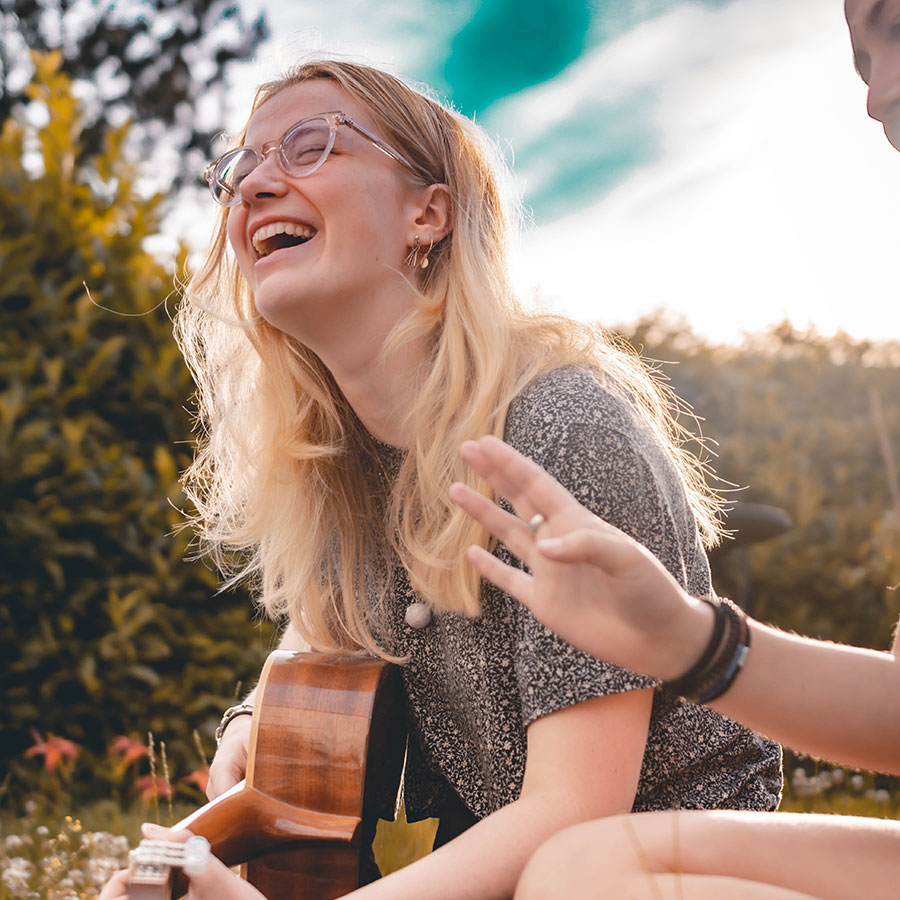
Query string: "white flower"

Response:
xmin=86 ymin=856 xmax=123 ymax=886
xmin=2 ymin=858 xmax=35 ymax=898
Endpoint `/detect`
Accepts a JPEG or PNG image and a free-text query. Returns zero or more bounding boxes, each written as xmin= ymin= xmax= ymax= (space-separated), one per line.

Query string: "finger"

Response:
xmin=206 ymin=765 xmax=238 ymax=801
xmin=466 ymin=545 xmax=535 ymax=604
xmin=536 ymin=529 xmax=639 ymax=573
xmin=461 ymin=436 xmax=578 ymax=520
xmin=141 ymin=823 xmax=192 ymax=842
xmin=450 ymin=481 xmax=535 ymax=560
xmin=98 ymin=869 xmax=129 ymax=900
xmin=458 ymin=440 xmax=534 ymax=522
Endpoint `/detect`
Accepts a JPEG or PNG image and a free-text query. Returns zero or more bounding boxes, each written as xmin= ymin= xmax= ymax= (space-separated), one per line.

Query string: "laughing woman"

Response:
xmin=103 ymin=59 xmax=780 ymax=899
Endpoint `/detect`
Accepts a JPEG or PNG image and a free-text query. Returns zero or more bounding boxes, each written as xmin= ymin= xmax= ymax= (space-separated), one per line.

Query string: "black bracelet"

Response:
xmin=663 ymin=598 xmax=750 ymax=703
xmin=697 ymin=613 xmax=751 ymax=704
xmin=663 ymin=597 xmax=727 ymax=698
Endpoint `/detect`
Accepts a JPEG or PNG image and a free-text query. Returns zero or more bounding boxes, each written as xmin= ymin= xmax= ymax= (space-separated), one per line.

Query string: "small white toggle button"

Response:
xmin=405 ymin=602 xmax=432 ymax=629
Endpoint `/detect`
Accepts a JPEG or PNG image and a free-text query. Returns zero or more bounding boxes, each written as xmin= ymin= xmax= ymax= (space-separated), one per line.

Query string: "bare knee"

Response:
xmin=515 ymin=815 xmax=649 ymax=900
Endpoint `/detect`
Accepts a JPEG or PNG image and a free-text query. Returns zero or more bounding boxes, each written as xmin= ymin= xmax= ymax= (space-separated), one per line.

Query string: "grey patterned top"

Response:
xmin=373 ymin=366 xmax=782 ymax=822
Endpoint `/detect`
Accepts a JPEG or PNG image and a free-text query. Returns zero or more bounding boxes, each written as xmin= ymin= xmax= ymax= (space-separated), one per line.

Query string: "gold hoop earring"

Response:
xmin=420 ymin=237 xmax=434 ymax=270
xmin=405 ymin=235 xmax=421 ymax=268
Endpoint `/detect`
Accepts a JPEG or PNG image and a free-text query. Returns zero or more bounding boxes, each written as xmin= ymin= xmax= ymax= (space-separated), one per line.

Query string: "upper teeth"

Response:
xmin=251 ymin=221 xmax=316 ymax=255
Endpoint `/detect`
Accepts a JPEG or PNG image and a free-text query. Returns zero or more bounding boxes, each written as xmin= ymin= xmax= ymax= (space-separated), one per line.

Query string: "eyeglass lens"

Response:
xmin=211 ymin=117 xmax=334 ymax=206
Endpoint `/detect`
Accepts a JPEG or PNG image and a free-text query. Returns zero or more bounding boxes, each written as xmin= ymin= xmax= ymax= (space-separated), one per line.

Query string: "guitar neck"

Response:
xmin=129 ymin=651 xmax=407 ymax=900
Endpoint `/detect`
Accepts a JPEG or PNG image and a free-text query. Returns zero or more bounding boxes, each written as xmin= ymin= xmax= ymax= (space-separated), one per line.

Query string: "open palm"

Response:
xmin=450 ymin=436 xmax=710 ymax=681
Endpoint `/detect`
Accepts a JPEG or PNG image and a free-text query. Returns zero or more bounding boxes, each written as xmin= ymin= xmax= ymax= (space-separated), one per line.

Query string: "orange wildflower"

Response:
xmin=181 ymin=767 xmax=210 ymax=794
xmin=108 ymin=734 xmax=150 ymax=771
xmin=24 ymin=730 xmax=80 ymax=774
xmin=132 ymin=775 xmax=174 ymax=800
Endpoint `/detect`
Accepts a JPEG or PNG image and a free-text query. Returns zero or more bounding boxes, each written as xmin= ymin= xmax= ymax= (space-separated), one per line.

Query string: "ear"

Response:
xmin=408 ymin=183 xmax=452 ymax=246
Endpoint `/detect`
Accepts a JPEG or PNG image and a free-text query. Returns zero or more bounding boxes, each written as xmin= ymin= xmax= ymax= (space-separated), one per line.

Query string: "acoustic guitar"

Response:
xmin=128 ymin=650 xmax=408 ymax=900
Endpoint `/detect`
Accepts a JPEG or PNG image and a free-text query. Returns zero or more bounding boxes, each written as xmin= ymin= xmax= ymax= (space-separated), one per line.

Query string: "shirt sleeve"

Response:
xmin=498 ymin=367 xmax=711 ymax=726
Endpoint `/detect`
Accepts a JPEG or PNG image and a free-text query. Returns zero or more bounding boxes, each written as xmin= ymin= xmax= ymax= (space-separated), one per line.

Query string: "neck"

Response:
xmin=326 ymin=334 xmax=428 ymax=448
xmin=277 ymin=282 xmax=429 ymax=447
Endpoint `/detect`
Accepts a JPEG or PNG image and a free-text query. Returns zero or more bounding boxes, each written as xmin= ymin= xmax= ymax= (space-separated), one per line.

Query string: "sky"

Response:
xmin=169 ymin=0 xmax=900 ymax=346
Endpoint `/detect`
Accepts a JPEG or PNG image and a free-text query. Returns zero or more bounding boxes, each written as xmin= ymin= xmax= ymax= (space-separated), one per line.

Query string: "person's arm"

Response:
xmin=450 ymin=435 xmax=900 ymax=776
xmin=207 ymin=623 xmax=310 ymax=799
xmin=104 ymin=692 xmax=652 ymax=900
xmin=340 ymin=687 xmax=653 ymax=900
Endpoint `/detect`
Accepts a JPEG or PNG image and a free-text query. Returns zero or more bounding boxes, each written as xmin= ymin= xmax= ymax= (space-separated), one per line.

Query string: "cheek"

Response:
xmin=339 ymin=178 xmax=411 ymax=250
xmin=225 ymin=211 xmax=249 ymax=260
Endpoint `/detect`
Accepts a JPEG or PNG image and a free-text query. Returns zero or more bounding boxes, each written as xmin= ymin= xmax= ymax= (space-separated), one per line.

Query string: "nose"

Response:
xmin=238 ymin=148 xmax=288 ymax=204
xmin=866 ymin=60 xmax=900 ymax=143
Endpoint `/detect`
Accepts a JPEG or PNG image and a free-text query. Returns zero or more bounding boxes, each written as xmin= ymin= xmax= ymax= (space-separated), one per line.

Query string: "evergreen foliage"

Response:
xmin=0 ymin=55 xmax=271 ymax=798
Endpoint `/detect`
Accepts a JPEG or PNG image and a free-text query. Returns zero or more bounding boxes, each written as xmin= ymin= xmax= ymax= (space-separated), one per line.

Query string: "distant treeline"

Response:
xmin=624 ymin=315 xmax=900 ymax=651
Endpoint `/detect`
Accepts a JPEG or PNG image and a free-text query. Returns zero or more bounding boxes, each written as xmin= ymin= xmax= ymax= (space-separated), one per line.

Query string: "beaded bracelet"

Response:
xmin=663 ymin=597 xmax=751 ymax=704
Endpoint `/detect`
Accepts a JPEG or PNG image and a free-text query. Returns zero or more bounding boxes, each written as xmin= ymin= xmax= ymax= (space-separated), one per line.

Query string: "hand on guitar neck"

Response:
xmin=207 ymin=714 xmax=252 ymax=800
xmin=206 ymin=625 xmax=311 ymax=802
xmin=99 ymin=826 xmax=264 ymax=900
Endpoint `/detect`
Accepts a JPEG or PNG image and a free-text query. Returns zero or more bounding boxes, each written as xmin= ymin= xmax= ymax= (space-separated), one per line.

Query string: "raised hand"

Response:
xmin=449 ymin=436 xmax=713 ymax=681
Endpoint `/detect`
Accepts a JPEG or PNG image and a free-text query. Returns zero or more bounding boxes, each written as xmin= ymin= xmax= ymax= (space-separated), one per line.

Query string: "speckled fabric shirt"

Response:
xmin=373 ymin=366 xmax=782 ymax=822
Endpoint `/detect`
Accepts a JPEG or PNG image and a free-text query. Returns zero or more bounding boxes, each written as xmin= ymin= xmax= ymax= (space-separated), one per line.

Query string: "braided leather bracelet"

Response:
xmin=663 ymin=597 xmax=751 ymax=704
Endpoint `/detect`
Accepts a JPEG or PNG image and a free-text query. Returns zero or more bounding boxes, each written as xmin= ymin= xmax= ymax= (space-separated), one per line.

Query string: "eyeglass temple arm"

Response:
xmin=337 ymin=114 xmax=424 ymax=178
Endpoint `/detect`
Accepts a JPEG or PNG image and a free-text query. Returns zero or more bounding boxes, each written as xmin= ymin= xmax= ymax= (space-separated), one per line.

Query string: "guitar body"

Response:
xmin=243 ymin=651 xmax=407 ymax=898
xmin=151 ymin=651 xmax=407 ymax=900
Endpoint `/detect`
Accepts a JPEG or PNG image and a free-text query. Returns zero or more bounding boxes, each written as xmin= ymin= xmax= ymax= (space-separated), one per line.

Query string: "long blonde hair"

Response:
xmin=176 ymin=59 xmax=722 ymax=658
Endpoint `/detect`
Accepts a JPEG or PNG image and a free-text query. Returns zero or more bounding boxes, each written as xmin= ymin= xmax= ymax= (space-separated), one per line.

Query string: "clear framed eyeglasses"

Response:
xmin=203 ymin=110 xmax=422 ymax=207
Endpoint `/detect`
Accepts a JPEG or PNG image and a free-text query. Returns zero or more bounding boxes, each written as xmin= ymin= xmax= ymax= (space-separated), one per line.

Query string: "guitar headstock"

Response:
xmin=128 ymin=836 xmax=210 ymax=900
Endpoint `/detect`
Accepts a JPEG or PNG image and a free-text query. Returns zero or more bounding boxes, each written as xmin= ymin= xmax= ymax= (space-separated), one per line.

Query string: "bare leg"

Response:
xmin=515 ymin=811 xmax=900 ymax=900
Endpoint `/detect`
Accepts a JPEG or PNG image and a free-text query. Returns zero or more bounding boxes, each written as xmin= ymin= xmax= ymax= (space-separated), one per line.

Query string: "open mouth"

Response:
xmin=251 ymin=221 xmax=318 ymax=259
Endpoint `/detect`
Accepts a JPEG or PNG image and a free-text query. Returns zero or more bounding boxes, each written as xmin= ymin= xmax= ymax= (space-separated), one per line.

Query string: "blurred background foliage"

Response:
xmin=0 ymin=0 xmax=268 ymax=192
xmin=1 ymin=45 xmax=899 ymax=816
xmin=624 ymin=316 xmax=900 ymax=651
xmin=1 ymin=54 xmax=273 ymax=806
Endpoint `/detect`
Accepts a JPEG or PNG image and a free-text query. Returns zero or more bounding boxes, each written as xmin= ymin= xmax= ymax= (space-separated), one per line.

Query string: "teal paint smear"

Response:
xmin=431 ymin=0 xmax=740 ymax=220
xmin=443 ymin=0 xmax=593 ymax=115
xmin=515 ymin=88 xmax=658 ymax=222
xmin=438 ymin=0 xmax=738 ymax=116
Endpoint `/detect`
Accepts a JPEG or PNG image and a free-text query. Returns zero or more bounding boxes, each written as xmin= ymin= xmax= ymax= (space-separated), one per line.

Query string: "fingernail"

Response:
xmin=141 ymin=822 xmax=165 ymax=838
xmin=537 ymin=538 xmax=562 ymax=552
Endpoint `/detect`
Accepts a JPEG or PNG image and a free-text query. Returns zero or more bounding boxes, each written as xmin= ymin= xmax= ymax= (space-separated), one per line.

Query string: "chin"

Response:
xmin=252 ymin=277 xmax=338 ymax=344
xmin=885 ymin=124 xmax=900 ymax=153
xmin=252 ymin=283 xmax=306 ymax=333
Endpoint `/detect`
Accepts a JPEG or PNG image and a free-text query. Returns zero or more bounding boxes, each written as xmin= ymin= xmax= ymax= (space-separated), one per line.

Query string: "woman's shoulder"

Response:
xmin=504 ymin=365 xmax=641 ymax=447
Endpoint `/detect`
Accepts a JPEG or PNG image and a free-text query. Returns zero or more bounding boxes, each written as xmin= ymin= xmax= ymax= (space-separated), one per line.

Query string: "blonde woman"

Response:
xmin=104 ymin=59 xmax=779 ymax=899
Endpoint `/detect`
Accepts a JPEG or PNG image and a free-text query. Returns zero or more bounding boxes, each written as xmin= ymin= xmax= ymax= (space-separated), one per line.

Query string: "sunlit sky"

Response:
xmin=168 ymin=0 xmax=900 ymax=346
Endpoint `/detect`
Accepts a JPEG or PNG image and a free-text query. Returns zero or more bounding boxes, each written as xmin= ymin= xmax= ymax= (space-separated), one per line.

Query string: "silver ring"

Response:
xmin=527 ymin=513 xmax=546 ymax=535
